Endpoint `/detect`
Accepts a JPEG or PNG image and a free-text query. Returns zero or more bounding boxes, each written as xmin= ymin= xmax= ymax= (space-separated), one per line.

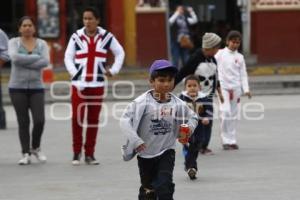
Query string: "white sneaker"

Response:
xmin=187 ymin=168 xmax=197 ymax=180
xmin=31 ymin=148 xmax=47 ymax=163
xmin=18 ymin=153 xmax=31 ymax=165
xmin=72 ymin=160 xmax=80 ymax=166
xmin=72 ymin=153 xmax=81 ymax=166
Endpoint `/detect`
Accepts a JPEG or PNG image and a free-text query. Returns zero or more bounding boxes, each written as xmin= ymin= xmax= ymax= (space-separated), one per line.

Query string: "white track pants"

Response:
xmin=219 ymin=88 xmax=242 ymax=145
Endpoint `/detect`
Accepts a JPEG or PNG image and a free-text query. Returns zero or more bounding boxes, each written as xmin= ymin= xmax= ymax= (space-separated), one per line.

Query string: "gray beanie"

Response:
xmin=202 ymin=33 xmax=222 ymax=49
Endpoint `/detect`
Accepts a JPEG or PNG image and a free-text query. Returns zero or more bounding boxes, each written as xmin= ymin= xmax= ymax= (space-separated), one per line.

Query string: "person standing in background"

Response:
xmin=169 ymin=5 xmax=198 ymax=68
xmin=0 ymin=28 xmax=10 ymax=130
xmin=64 ymin=7 xmax=125 ymax=165
xmin=8 ymin=16 xmax=49 ymax=165
xmin=215 ymin=30 xmax=251 ymax=150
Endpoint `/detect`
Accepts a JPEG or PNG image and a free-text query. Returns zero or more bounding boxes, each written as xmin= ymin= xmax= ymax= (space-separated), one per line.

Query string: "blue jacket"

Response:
xmin=179 ymin=91 xmax=213 ymax=120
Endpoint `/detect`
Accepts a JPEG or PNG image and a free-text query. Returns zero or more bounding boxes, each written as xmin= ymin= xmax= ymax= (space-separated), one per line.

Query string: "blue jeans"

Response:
xmin=171 ymin=40 xmax=190 ymax=68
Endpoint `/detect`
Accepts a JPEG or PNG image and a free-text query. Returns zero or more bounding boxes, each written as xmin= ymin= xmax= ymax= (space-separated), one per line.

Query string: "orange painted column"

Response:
xmin=123 ymin=0 xmax=137 ymax=66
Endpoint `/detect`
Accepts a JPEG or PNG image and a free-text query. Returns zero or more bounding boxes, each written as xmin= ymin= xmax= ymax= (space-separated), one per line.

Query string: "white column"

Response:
xmin=238 ymin=0 xmax=251 ymax=55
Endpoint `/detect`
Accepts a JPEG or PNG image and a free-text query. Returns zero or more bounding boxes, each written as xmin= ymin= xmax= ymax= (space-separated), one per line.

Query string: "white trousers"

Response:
xmin=219 ymin=88 xmax=242 ymax=145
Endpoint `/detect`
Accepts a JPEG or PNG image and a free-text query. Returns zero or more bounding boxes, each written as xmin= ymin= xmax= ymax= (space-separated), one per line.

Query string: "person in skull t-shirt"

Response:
xmin=175 ymin=32 xmax=224 ymax=155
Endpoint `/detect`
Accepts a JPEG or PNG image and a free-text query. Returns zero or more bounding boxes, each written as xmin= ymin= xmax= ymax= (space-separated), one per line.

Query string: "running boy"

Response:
xmin=120 ymin=59 xmax=198 ymax=199
xmin=179 ymin=75 xmax=213 ymax=180
xmin=215 ymin=30 xmax=251 ymax=150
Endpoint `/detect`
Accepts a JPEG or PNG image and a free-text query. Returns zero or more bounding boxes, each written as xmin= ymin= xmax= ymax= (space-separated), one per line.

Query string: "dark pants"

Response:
xmin=184 ymin=120 xmax=212 ymax=170
xmin=0 ymin=79 xmax=6 ymax=129
xmin=9 ymin=91 xmax=45 ymax=154
xmin=200 ymin=120 xmax=213 ymax=150
xmin=137 ymin=149 xmax=175 ymax=200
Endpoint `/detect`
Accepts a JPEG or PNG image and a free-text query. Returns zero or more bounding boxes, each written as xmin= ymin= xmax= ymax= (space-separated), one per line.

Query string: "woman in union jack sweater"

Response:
xmin=64 ymin=7 xmax=125 ymax=165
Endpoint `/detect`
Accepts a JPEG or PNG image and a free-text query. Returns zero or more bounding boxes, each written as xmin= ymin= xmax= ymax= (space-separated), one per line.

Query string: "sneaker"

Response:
xmin=31 ymin=148 xmax=47 ymax=163
xmin=18 ymin=153 xmax=31 ymax=165
xmin=85 ymin=155 xmax=99 ymax=165
xmin=230 ymin=144 xmax=239 ymax=150
xmin=144 ymin=188 xmax=156 ymax=199
xmin=200 ymin=148 xmax=214 ymax=155
xmin=72 ymin=153 xmax=81 ymax=166
xmin=187 ymin=168 xmax=197 ymax=180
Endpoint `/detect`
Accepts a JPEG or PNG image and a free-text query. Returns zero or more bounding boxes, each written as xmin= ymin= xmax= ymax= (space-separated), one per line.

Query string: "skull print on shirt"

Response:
xmin=194 ymin=60 xmax=218 ymax=98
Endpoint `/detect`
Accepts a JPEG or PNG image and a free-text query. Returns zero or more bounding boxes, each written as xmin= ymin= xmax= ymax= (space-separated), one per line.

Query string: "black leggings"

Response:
xmin=10 ymin=92 xmax=45 ymax=154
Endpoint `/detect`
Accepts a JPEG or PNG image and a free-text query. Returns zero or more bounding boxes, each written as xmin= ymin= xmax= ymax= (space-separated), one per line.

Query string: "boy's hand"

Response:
xmin=135 ymin=143 xmax=146 ymax=153
xmin=245 ymin=92 xmax=252 ymax=99
xmin=202 ymin=118 xmax=209 ymax=125
xmin=219 ymin=94 xmax=224 ymax=103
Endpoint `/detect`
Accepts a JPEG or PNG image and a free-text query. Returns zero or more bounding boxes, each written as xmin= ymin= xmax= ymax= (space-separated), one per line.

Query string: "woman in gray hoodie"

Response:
xmin=8 ymin=16 xmax=49 ymax=165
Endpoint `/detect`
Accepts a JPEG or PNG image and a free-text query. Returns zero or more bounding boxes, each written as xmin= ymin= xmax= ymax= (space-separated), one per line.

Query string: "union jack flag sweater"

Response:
xmin=64 ymin=27 xmax=125 ymax=87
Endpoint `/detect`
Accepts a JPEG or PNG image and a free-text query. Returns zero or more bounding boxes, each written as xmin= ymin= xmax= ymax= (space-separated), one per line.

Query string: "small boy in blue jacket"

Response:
xmin=179 ymin=75 xmax=213 ymax=180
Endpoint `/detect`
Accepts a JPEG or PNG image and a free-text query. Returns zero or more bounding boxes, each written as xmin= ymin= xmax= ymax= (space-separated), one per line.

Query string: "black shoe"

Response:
xmin=85 ymin=155 xmax=99 ymax=165
xmin=187 ymin=168 xmax=197 ymax=180
xmin=223 ymin=144 xmax=232 ymax=150
xmin=139 ymin=187 xmax=156 ymax=200
xmin=0 ymin=110 xmax=6 ymax=129
xmin=200 ymin=148 xmax=214 ymax=155
xmin=144 ymin=188 xmax=156 ymax=199
xmin=230 ymin=144 xmax=239 ymax=150
xmin=72 ymin=153 xmax=81 ymax=166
